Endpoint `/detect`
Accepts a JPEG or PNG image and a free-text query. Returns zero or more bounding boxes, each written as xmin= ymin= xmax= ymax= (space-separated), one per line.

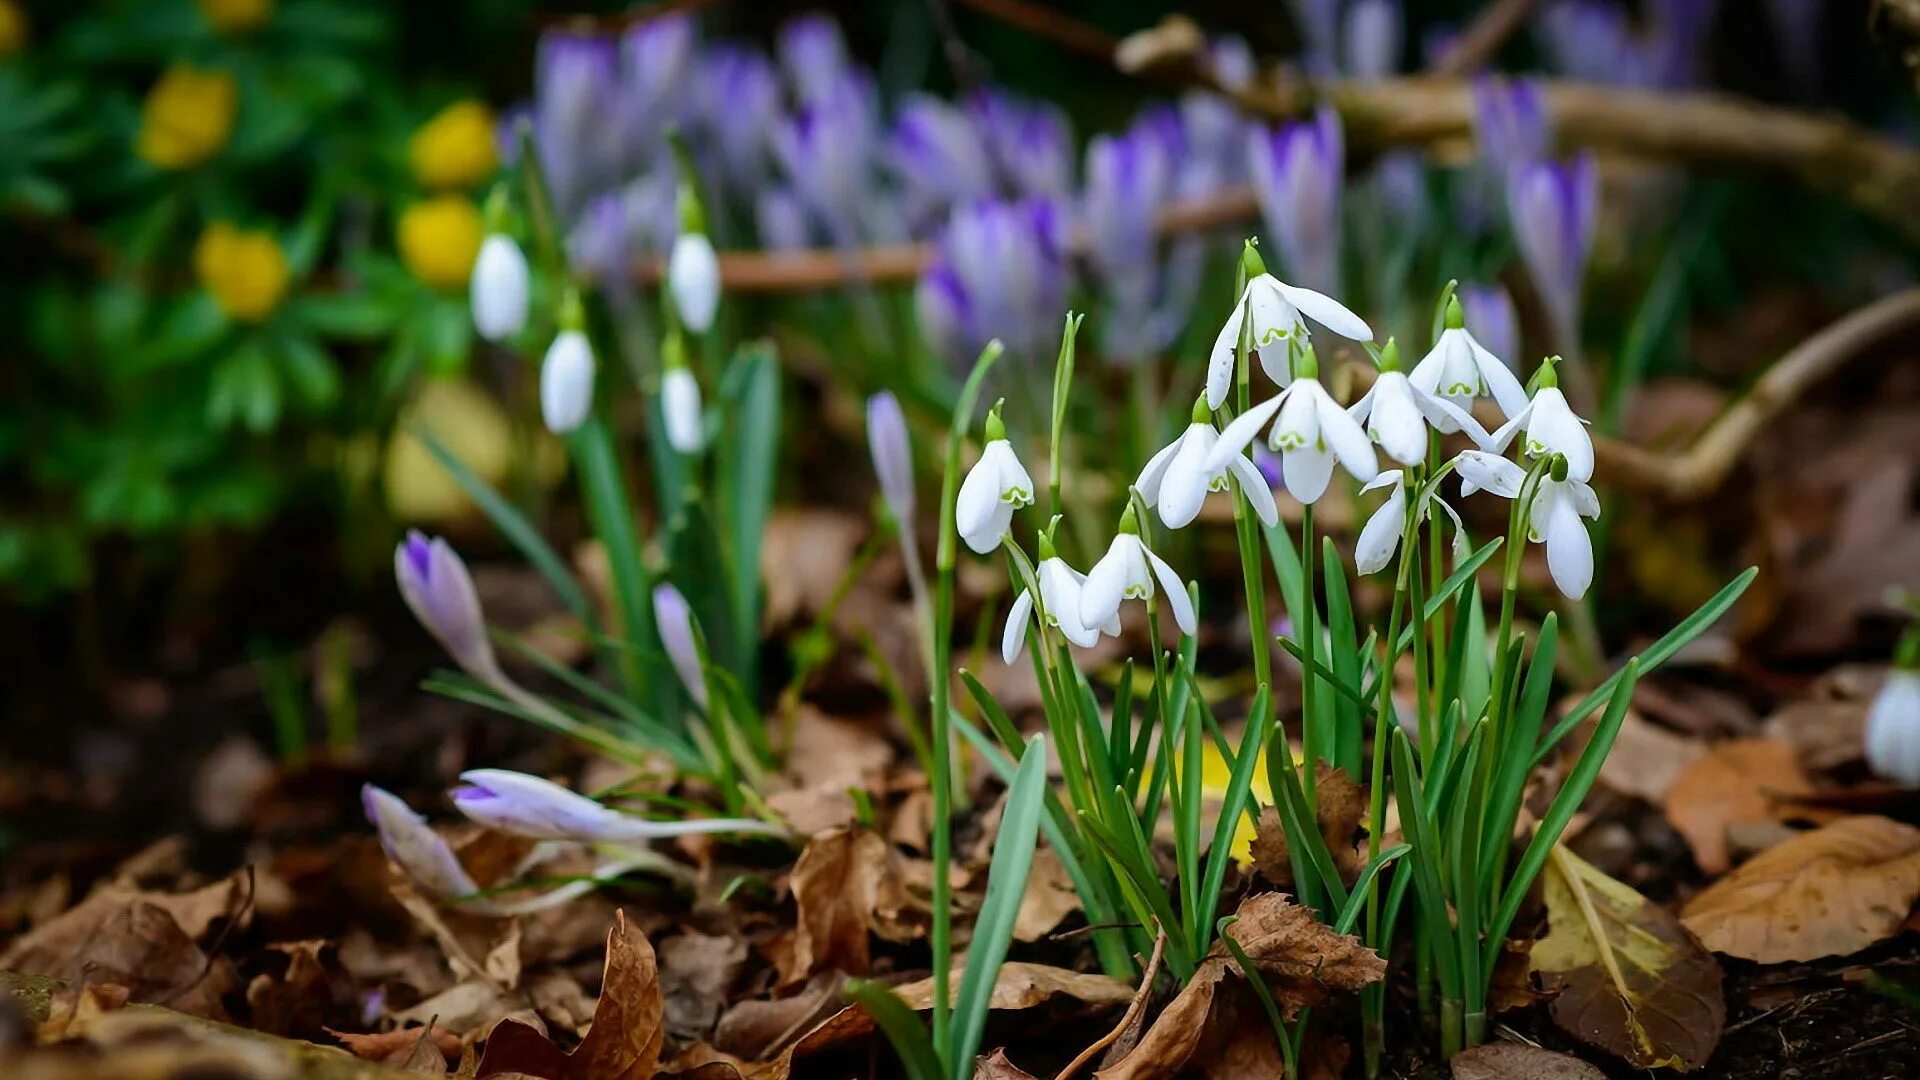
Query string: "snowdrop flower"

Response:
xmin=363 ymin=784 xmax=479 ymax=900
xmin=955 ymin=403 xmax=1034 ymax=555
xmin=1206 ymin=343 xmax=1378 ymax=504
xmin=1206 ymin=244 xmax=1371 ymax=408
xmin=1490 ymin=358 xmax=1594 ymax=482
xmin=1354 ymin=471 xmax=1467 ymax=576
xmin=652 ymin=583 xmax=707 ymax=708
xmin=661 ymin=363 xmax=704 ymax=453
xmin=667 ymin=232 xmax=719 ymax=334
xmin=1453 ymin=449 xmax=1601 ymax=600
xmin=1410 ymin=296 xmax=1531 ymax=430
xmin=452 ymin=769 xmax=782 ymax=843
xmin=470 ymin=233 xmax=529 ymax=342
xmin=1137 ymin=395 xmax=1278 ymax=529
xmin=541 ymin=327 xmax=595 ymax=434
xmin=1002 ymin=533 xmax=1109 ymax=663
xmin=1351 ymin=338 xmax=1493 ymax=466
xmin=1080 ymin=505 xmax=1197 ymax=637
xmin=1865 ymin=669 xmax=1920 ymax=787
xmin=395 ymin=530 xmax=499 ymax=681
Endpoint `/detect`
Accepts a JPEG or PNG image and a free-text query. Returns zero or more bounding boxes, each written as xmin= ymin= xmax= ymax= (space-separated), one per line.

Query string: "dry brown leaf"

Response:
xmin=1450 ymin=1043 xmax=1607 ymax=1079
xmin=475 ymin=909 xmax=664 ymax=1080
xmin=22 ymin=1002 xmax=439 ymax=1080
xmin=1662 ymin=737 xmax=1814 ymax=875
xmin=1531 ymin=845 xmax=1723 ymax=1071
xmin=782 ymin=707 xmax=893 ymax=793
xmin=784 ymin=828 xmax=890 ymax=982
xmin=891 ymin=962 xmax=1134 ymax=1014
xmin=712 ymin=973 xmax=844 ymax=1061
xmin=1092 ymin=959 xmax=1230 ymax=1080
xmin=974 ymin=1048 xmax=1041 ymax=1079
xmin=760 ymin=510 xmax=867 ymax=628
xmin=330 ymin=1025 xmax=464 ymax=1066
xmin=0 ymin=872 xmax=248 ymax=974
xmin=1598 ymin=711 xmax=1704 ymax=804
xmin=1200 ymin=1014 xmax=1286 ymax=1080
xmin=1249 ymin=765 xmax=1367 ymax=886
xmin=1013 ymin=848 xmax=1081 ymax=943
xmin=659 ymin=931 xmax=748 ymax=1043
xmin=1769 ymin=458 xmax=1920 ymax=657
xmin=1681 ymin=815 xmax=1920 ymax=963
xmin=1764 ymin=698 xmax=1870 ymax=770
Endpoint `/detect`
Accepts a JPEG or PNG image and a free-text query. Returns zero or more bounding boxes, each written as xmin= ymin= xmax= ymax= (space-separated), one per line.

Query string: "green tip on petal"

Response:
xmin=984 ymin=400 xmax=1006 ymax=442
xmin=1549 ymin=452 xmax=1569 ymax=482
xmin=1190 ymin=394 xmax=1213 ymax=425
xmin=1528 ymin=355 xmax=1561 ymax=392
xmin=1117 ymin=502 xmax=1140 ymax=536
xmin=1036 ymin=530 xmax=1058 ymax=561
xmin=1378 ymin=338 xmax=1401 ymax=373
xmin=1293 ymin=341 xmax=1320 ymax=381
xmin=1444 ymin=295 xmax=1465 ymax=330
xmin=1240 ymin=239 xmax=1268 ymax=279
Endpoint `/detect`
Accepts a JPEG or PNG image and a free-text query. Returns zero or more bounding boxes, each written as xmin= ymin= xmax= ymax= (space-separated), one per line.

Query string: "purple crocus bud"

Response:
xmin=887 ymin=94 xmax=994 ymax=234
xmin=616 ymin=14 xmax=696 ymax=169
xmin=967 ymin=88 xmax=1074 ymax=199
xmin=1253 ymin=443 xmax=1286 ymax=492
xmin=916 ymin=196 xmax=1069 ymax=365
xmin=1180 ymin=36 xmax=1257 ymax=196
xmin=777 ymin=13 xmax=850 ymax=105
xmin=867 ymin=392 xmax=915 ymax=525
xmin=1247 ymin=108 xmax=1345 ymax=295
xmin=1289 ymin=0 xmax=1341 ymax=77
xmin=452 ymin=769 xmax=784 ymax=842
xmin=1472 ymin=76 xmax=1550 ymax=183
xmin=1537 ymin=1 xmax=1651 ymax=87
xmin=756 ymin=186 xmax=812 ymax=251
xmin=1458 ymin=283 xmax=1520 ymax=370
xmin=1508 ymin=154 xmax=1598 ymax=351
xmin=395 ymin=531 xmax=500 ymax=681
xmin=773 ymin=69 xmax=880 ymax=243
xmin=362 ymin=784 xmax=478 ymax=899
xmin=651 ymin=583 xmax=707 ymax=708
xmin=692 ymin=45 xmax=779 ymax=198
xmin=1342 ymin=0 xmax=1403 ymax=81
xmin=1084 ymin=113 xmax=1199 ymax=360
xmin=534 ymin=30 xmax=619 ymax=219
xmin=568 ymin=190 xmax=633 ymax=284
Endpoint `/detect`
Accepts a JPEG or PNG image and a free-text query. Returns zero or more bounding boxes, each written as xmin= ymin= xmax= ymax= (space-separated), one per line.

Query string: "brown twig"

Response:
xmin=1053 ymin=929 xmax=1166 ymax=1080
xmin=952 ymin=0 xmax=1116 ymax=60
xmin=1430 ymin=0 xmax=1541 ymax=76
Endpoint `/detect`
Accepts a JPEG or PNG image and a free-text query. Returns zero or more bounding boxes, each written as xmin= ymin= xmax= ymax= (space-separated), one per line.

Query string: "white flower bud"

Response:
xmin=662 ymin=367 xmax=703 ymax=452
xmin=470 ymin=234 xmax=531 ymax=342
xmin=667 ymin=233 xmax=720 ymax=334
xmin=540 ymin=329 xmax=595 ymax=434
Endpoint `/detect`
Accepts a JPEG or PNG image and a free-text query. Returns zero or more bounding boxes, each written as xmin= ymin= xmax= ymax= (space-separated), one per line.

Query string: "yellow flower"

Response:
xmin=138 ymin=65 xmax=238 ymax=170
xmin=195 ymin=223 xmax=289 ymax=322
xmin=398 ymin=195 xmax=484 ymax=290
xmin=197 ymin=0 xmax=273 ymax=34
xmin=0 ymin=1 xmax=29 ymax=56
xmin=408 ymin=101 xmax=499 ymax=191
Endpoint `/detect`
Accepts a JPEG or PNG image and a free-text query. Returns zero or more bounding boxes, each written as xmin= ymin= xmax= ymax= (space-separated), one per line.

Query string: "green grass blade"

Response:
xmin=844 ymin=981 xmax=944 ymax=1080
xmin=716 ymin=341 xmax=780 ymax=685
xmin=570 ymin=416 xmax=657 ymax=704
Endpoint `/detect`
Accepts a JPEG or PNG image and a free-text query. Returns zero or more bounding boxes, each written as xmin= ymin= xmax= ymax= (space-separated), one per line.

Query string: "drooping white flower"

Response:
xmin=1865 ymin=670 xmax=1920 ymax=786
xmin=1453 ymin=449 xmax=1600 ymax=600
xmin=1348 ymin=340 xmax=1493 ymax=466
xmin=667 ymin=232 xmax=721 ymax=334
xmin=541 ymin=329 xmax=595 ymax=434
xmin=1136 ymin=397 xmax=1279 ymax=529
xmin=1409 ymin=297 xmax=1529 ymax=429
xmin=955 ymin=406 xmax=1035 ymax=555
xmin=1002 ymin=539 xmax=1110 ymax=662
xmin=1205 ymin=347 xmax=1377 ymax=504
xmin=1079 ymin=506 xmax=1197 ymax=637
xmin=471 ymin=234 xmax=531 ymax=342
xmin=1205 ymin=250 xmax=1373 ymax=409
xmin=1483 ymin=358 xmax=1594 ymax=483
xmin=662 ymin=367 xmax=704 ymax=452
xmin=1353 ymin=471 xmax=1470 ymax=576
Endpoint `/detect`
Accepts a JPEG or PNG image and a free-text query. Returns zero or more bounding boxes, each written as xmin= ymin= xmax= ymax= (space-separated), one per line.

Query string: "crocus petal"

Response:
xmin=1226 ymin=455 xmax=1280 ymax=527
xmin=1145 ymin=549 xmax=1197 ymax=636
xmin=1284 ymin=444 xmax=1336 ymax=503
xmin=1134 ymin=432 xmax=1185 ymax=502
xmin=1203 ymin=392 xmax=1286 ymax=472
xmin=1542 ymin=493 xmax=1593 ymax=600
xmin=1453 ymin=450 xmax=1526 ymax=497
xmin=652 ymin=584 xmax=708 ymax=708
xmin=1079 ymin=537 xmax=1132 ymax=630
xmin=1206 ymin=303 xmax=1247 ymax=408
xmin=1002 ymin=588 xmax=1033 ymax=664
xmin=1273 ymin=280 xmax=1373 ymax=340
xmin=363 ymin=784 xmax=478 ymax=899
xmin=1313 ymin=385 xmax=1379 ymax=482
xmin=1354 ymin=484 xmax=1407 ymax=574
xmin=1367 ymin=374 xmax=1428 ymax=466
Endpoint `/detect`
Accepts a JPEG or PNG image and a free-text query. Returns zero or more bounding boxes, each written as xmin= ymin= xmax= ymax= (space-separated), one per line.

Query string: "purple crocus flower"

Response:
xmin=867 ymin=392 xmax=915 ymax=525
xmin=1083 ymin=111 xmax=1199 ymax=361
xmin=651 ymin=583 xmax=707 ymax=709
xmin=363 ymin=784 xmax=478 ymax=900
xmin=773 ymin=68 xmax=881 ymax=243
xmin=1180 ymin=35 xmax=1258 ymax=195
xmin=692 ymin=45 xmax=780 ymax=200
xmin=916 ymin=196 xmax=1069 ymax=365
xmin=1342 ymin=0 xmax=1403 ymax=81
xmin=756 ymin=186 xmax=812 ymax=250
xmin=1247 ymin=108 xmax=1345 ymax=296
xmin=394 ymin=531 xmax=499 ymax=681
xmin=1508 ymin=154 xmax=1598 ymax=351
xmin=615 ymin=14 xmax=695 ymax=169
xmin=1472 ymin=76 xmax=1550 ymax=181
xmin=1458 ymin=282 xmax=1521 ymax=370
xmin=1537 ymin=2 xmax=1646 ymax=86
xmin=1289 ymin=0 xmax=1342 ymax=76
xmin=967 ymin=88 xmax=1074 ymax=199
xmin=886 ymin=94 xmax=994 ymax=234
xmin=534 ymin=30 xmax=620 ymax=219
xmin=777 ymin=13 xmax=851 ymax=105
xmin=452 ymin=769 xmax=783 ymax=843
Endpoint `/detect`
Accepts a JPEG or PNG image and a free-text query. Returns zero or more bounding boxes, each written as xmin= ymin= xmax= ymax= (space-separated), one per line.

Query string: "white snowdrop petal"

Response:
xmin=1471 ymin=337 xmax=1531 ymax=420
xmin=1354 ymin=486 xmax=1407 ymax=575
xmin=662 ymin=368 xmax=705 ymax=453
xmin=1570 ymin=479 xmax=1601 ymax=519
xmin=471 ymin=235 xmax=531 ymax=342
xmin=1543 ymin=494 xmax=1593 ymax=600
xmin=1204 ymin=393 xmax=1286 ymax=473
xmin=1368 ymin=375 xmax=1429 ymax=466
xmin=982 ymin=440 xmax=1036 ymax=508
xmin=1158 ymin=433 xmax=1215 ymax=529
xmin=1145 ymin=549 xmax=1196 ymax=636
xmin=1527 ymin=388 xmax=1594 ymax=481
xmin=1273 ymin=279 xmax=1373 ymax=340
xmin=667 ymin=233 xmax=721 ymax=334
xmin=1226 ymin=455 xmax=1280 ymax=527
xmin=1206 ymin=305 xmax=1246 ymax=408
xmin=1135 ymin=434 xmax=1184 ymax=502
xmin=1079 ymin=538 xmax=1132 ymax=630
xmin=1284 ymin=445 xmax=1336 ymax=504
xmin=1001 ymin=589 xmax=1034 ymax=664
xmin=1452 ymin=450 xmax=1527 ymax=498
xmin=1314 ymin=387 xmax=1379 ymax=482
xmin=1411 ymin=385 xmax=1493 ymax=448
xmin=540 ymin=330 xmax=596 ymax=434
xmin=955 ymin=451 xmax=1004 ymax=545
xmin=1866 ymin=673 xmax=1920 ymax=786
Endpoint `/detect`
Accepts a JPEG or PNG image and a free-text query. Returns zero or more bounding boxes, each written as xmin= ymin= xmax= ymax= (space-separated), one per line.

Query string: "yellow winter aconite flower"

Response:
xmin=398 ymin=195 xmax=484 ymax=289
xmin=0 ymin=1 xmax=28 ymax=56
xmin=408 ymin=101 xmax=500 ymax=191
xmin=195 ymin=223 xmax=289 ymax=322
xmin=138 ymin=65 xmax=238 ymax=170
xmin=197 ymin=0 xmax=273 ymax=33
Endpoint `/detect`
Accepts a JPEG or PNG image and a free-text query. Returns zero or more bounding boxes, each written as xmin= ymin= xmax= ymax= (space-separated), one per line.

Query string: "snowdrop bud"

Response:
xmin=1378 ymin=337 xmax=1402 ymax=372
xmin=362 ymin=784 xmax=478 ymax=899
xmin=395 ymin=530 xmax=498 ymax=679
xmin=866 ymin=392 xmax=915 ymax=524
xmin=453 ymin=769 xmax=783 ymax=841
xmin=661 ymin=365 xmax=704 ymax=453
xmin=1866 ymin=670 xmax=1920 ymax=787
xmin=1444 ymin=294 xmax=1465 ymax=331
xmin=667 ymin=232 xmax=720 ymax=334
xmin=471 ymin=234 xmax=530 ymax=341
xmin=1241 ymin=238 xmax=1267 ymax=279
xmin=652 ymin=583 xmax=707 ymax=708
xmin=541 ymin=323 xmax=595 ymax=435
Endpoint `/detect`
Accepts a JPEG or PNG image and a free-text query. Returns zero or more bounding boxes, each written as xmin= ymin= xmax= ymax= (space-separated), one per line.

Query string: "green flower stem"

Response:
xmin=1299 ymin=502 xmax=1320 ymax=801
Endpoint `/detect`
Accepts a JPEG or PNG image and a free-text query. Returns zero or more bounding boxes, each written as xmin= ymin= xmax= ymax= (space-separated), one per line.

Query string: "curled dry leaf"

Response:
xmin=1449 ymin=1042 xmax=1607 ymax=1080
xmin=1597 ymin=711 xmax=1703 ymax=804
xmin=975 ymin=1048 xmax=1042 ymax=1079
xmin=475 ymin=909 xmax=663 ymax=1080
xmin=890 ymin=962 xmax=1134 ymax=1014
xmin=1013 ymin=848 xmax=1081 ymax=942
xmin=783 ymin=827 xmax=891 ymax=983
xmin=1249 ymin=764 xmax=1368 ymax=885
xmin=659 ymin=931 xmax=749 ymax=1043
xmin=329 ymin=1024 xmax=463 ymax=1070
xmin=1681 ymin=815 xmax=1920 ymax=963
xmin=1661 ymin=737 xmax=1816 ymax=875
xmin=1530 ymin=845 xmax=1724 ymax=1071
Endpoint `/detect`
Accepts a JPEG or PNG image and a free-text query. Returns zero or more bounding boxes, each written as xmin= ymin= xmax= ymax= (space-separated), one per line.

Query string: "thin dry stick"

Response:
xmin=1429 ymin=0 xmax=1541 ymax=76
xmin=1054 ymin=929 xmax=1168 ymax=1080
